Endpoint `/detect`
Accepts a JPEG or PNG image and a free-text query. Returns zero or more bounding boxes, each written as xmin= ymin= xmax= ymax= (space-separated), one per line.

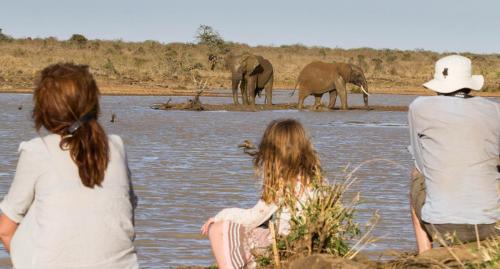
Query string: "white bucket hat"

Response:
xmin=423 ymin=55 xmax=484 ymax=93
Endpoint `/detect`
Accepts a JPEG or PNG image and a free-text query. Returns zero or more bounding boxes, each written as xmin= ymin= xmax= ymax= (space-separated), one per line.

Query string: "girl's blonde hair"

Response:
xmin=253 ymin=119 xmax=322 ymax=204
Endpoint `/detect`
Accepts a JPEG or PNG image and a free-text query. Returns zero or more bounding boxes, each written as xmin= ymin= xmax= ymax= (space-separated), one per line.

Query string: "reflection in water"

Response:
xmin=1 ymin=93 xmax=496 ymax=268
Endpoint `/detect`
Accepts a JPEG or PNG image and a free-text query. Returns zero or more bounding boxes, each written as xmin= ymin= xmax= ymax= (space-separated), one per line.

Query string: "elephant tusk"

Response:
xmin=361 ymin=86 xmax=370 ymax=96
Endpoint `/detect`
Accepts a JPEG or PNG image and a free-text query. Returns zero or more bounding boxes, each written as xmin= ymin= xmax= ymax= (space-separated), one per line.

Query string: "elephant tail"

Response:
xmin=290 ymin=80 xmax=299 ymax=97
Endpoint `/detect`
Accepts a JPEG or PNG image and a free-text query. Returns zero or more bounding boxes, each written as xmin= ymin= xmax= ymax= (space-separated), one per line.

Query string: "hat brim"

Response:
xmin=423 ymin=75 xmax=484 ymax=93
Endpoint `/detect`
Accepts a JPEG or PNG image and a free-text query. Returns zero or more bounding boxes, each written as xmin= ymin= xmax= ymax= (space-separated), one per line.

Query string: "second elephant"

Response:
xmin=294 ymin=61 xmax=369 ymax=110
xmin=225 ymin=53 xmax=274 ymax=105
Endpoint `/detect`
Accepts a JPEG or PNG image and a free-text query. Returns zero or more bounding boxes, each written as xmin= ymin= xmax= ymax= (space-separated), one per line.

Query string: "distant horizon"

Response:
xmin=4 ymin=30 xmax=499 ymax=56
xmin=2 ymin=0 xmax=499 ymax=54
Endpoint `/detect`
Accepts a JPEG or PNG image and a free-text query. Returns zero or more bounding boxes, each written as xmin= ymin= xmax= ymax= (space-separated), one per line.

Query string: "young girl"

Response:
xmin=0 ymin=63 xmax=138 ymax=268
xmin=201 ymin=119 xmax=322 ymax=269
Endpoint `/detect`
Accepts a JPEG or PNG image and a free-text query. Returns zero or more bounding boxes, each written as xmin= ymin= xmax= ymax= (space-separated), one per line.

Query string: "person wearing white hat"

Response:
xmin=408 ymin=55 xmax=499 ymax=253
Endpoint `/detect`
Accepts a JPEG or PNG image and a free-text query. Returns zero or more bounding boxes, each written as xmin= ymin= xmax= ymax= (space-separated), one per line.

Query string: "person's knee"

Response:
xmin=208 ymin=221 xmax=224 ymax=241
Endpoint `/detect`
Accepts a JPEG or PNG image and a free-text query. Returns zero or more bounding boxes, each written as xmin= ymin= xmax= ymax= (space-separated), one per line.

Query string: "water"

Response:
xmin=0 ymin=92 xmax=497 ymax=268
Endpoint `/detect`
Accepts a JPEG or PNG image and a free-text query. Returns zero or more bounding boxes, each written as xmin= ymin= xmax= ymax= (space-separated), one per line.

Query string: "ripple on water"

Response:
xmin=3 ymin=93 xmax=494 ymax=267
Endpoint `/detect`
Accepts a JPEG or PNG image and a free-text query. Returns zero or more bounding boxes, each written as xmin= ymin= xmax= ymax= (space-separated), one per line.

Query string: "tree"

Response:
xmin=195 ymin=25 xmax=224 ymax=47
xmin=69 ymin=34 xmax=88 ymax=46
xmin=195 ymin=25 xmax=230 ymax=70
xmin=0 ymin=28 xmax=13 ymax=42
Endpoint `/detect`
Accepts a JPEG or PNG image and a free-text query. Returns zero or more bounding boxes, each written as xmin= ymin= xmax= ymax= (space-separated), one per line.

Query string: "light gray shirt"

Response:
xmin=408 ymin=96 xmax=499 ymax=224
xmin=0 ymin=134 xmax=138 ymax=269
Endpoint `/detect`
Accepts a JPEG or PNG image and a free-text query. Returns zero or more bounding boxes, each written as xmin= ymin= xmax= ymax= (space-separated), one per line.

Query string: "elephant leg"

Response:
xmin=265 ymin=75 xmax=273 ymax=105
xmin=298 ymin=90 xmax=307 ymax=110
xmin=231 ymin=79 xmax=240 ymax=105
xmin=334 ymin=77 xmax=348 ymax=110
xmin=240 ymin=79 xmax=249 ymax=105
xmin=246 ymin=76 xmax=257 ymax=106
xmin=313 ymin=95 xmax=322 ymax=110
xmin=328 ymin=90 xmax=338 ymax=109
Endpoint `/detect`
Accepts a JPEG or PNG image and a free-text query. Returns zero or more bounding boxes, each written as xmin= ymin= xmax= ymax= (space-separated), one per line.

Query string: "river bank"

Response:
xmin=150 ymin=102 xmax=409 ymax=112
xmin=2 ymin=86 xmax=500 ymax=97
xmin=1 ymin=36 xmax=500 ymax=97
xmin=176 ymin=238 xmax=499 ymax=268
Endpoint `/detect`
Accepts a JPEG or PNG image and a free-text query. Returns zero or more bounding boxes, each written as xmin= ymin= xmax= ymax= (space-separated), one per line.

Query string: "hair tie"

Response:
xmin=67 ymin=112 xmax=96 ymax=134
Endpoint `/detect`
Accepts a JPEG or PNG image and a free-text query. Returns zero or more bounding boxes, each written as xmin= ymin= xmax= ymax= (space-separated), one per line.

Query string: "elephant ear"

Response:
xmin=350 ymin=64 xmax=363 ymax=76
xmin=338 ymin=63 xmax=353 ymax=82
xmin=349 ymin=64 xmax=365 ymax=83
xmin=241 ymin=55 xmax=261 ymax=76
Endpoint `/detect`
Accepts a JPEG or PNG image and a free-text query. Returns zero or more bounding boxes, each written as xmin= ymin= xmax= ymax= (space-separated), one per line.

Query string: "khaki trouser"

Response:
xmin=410 ymin=172 xmax=498 ymax=244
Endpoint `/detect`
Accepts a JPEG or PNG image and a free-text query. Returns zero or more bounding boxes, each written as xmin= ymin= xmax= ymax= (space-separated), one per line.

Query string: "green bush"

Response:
xmin=371 ymin=58 xmax=383 ymax=72
xmin=195 ymin=25 xmax=229 ymax=70
xmin=89 ymin=40 xmax=100 ymax=50
xmin=275 ymin=183 xmax=360 ymax=259
xmin=318 ymin=48 xmax=328 ymax=58
xmin=385 ymin=54 xmax=398 ymax=62
xmin=253 ymin=164 xmax=382 ymax=268
xmin=195 ymin=25 xmax=229 ymax=54
xmin=402 ymin=52 xmax=412 ymax=61
xmin=68 ymin=34 xmax=88 ymax=45
xmin=0 ymin=28 xmax=13 ymax=42
xmin=103 ymin=58 xmax=118 ymax=76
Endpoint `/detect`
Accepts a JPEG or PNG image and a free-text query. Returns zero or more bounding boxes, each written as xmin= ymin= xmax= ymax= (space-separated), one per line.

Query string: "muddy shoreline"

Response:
xmin=3 ymin=87 xmax=500 ymax=97
xmin=150 ymin=102 xmax=409 ymax=112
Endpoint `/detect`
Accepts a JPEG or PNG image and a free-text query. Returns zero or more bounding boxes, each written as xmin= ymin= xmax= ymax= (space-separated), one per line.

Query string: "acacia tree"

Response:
xmin=0 ymin=28 xmax=13 ymax=42
xmin=195 ymin=25 xmax=229 ymax=70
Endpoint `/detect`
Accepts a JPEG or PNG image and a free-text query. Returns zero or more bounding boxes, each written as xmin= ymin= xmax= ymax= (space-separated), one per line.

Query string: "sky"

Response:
xmin=1 ymin=0 xmax=499 ymax=54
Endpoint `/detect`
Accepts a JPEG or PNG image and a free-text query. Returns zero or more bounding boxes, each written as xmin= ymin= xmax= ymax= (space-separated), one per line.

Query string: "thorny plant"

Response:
xmin=434 ymin=229 xmax=500 ymax=269
xmin=255 ymin=160 xmax=390 ymax=268
xmin=473 ymin=236 xmax=500 ymax=268
xmin=386 ymin=232 xmax=500 ymax=269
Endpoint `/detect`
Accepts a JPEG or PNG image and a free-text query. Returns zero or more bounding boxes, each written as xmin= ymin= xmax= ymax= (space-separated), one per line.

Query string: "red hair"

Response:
xmin=33 ymin=63 xmax=109 ymax=188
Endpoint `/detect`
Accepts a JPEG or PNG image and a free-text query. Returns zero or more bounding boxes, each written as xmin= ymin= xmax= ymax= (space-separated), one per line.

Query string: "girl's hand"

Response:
xmin=201 ymin=218 xmax=216 ymax=236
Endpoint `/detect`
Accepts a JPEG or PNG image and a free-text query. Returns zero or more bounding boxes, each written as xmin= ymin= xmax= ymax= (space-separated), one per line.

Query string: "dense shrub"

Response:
xmin=0 ymin=28 xmax=13 ymax=42
xmin=69 ymin=34 xmax=88 ymax=46
xmin=195 ymin=25 xmax=229 ymax=70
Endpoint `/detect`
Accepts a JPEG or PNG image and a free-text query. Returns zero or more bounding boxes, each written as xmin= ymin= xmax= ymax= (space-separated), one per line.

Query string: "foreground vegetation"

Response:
xmin=251 ymin=164 xmax=500 ymax=269
xmin=1 ymin=27 xmax=499 ymax=95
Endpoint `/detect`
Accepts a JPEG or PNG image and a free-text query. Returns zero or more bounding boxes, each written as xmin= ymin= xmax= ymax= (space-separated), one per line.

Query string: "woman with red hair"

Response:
xmin=0 ymin=63 xmax=138 ymax=268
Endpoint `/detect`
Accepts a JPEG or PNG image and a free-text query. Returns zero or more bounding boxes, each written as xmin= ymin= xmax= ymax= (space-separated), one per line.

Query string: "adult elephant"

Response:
xmin=294 ymin=61 xmax=369 ymax=110
xmin=225 ymin=53 xmax=274 ymax=105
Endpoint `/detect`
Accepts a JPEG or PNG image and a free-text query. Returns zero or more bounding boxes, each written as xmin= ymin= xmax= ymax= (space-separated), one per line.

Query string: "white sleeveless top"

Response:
xmin=214 ymin=183 xmax=315 ymax=235
xmin=0 ymin=134 xmax=138 ymax=269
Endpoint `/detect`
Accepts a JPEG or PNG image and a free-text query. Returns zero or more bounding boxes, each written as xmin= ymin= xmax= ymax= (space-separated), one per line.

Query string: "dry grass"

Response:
xmin=1 ymin=36 xmax=499 ymax=95
xmin=251 ymin=163 xmax=381 ymax=268
xmin=253 ymin=161 xmax=500 ymax=269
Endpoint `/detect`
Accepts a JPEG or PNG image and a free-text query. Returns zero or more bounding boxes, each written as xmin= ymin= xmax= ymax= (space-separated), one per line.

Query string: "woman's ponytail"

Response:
xmin=33 ymin=63 xmax=109 ymax=188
